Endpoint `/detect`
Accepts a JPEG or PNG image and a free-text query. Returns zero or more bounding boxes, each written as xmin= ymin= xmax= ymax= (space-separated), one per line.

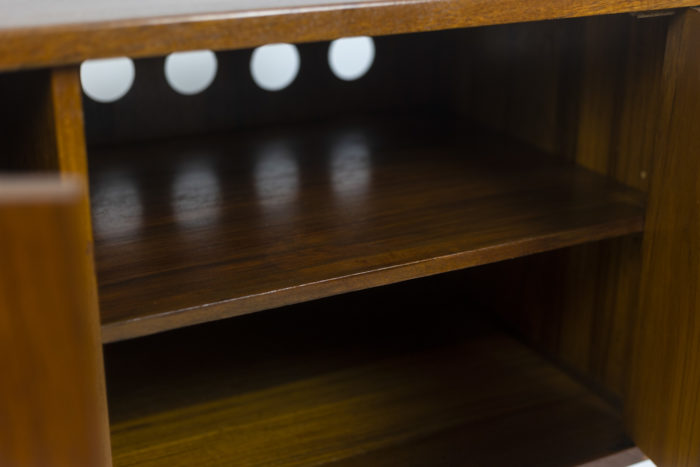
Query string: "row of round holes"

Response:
xmin=81 ymin=37 xmax=375 ymax=103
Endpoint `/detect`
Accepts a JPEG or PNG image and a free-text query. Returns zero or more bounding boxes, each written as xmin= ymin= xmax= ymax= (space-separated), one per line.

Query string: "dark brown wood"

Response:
xmin=626 ymin=8 xmax=700 ymax=466
xmin=0 ymin=176 xmax=111 ymax=466
xmin=0 ymin=0 xmax=696 ymax=72
xmin=89 ymin=118 xmax=645 ymax=342
xmin=105 ymin=286 xmax=633 ymax=465
xmin=451 ymin=13 xmax=671 ymax=398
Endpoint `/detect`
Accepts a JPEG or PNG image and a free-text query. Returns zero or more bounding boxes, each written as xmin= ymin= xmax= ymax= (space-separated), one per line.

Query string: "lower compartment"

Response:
xmin=104 ymin=274 xmax=636 ymax=466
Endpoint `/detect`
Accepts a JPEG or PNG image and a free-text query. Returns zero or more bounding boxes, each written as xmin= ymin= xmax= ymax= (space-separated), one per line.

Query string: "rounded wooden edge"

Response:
xmin=0 ymin=174 xmax=83 ymax=204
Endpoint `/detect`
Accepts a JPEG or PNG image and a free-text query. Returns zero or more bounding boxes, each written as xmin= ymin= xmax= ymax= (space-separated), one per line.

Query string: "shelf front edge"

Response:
xmin=101 ymin=215 xmax=642 ymax=343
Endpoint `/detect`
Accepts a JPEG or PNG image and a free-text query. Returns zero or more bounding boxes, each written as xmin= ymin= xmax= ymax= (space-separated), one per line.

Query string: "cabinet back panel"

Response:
xmin=83 ymin=31 xmax=459 ymax=145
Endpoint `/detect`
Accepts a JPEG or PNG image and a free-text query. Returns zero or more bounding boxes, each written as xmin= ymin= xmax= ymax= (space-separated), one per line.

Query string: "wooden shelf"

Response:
xmin=90 ymin=118 xmax=644 ymax=342
xmin=1 ymin=0 xmax=695 ymax=71
xmin=105 ymin=284 xmax=636 ymax=466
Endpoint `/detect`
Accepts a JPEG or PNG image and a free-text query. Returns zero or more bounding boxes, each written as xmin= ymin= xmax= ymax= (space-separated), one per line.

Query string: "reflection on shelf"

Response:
xmin=172 ymin=160 xmax=221 ymax=228
xmin=254 ymin=142 xmax=299 ymax=218
xmin=331 ymin=131 xmax=372 ymax=208
xmin=91 ymin=171 xmax=142 ymax=239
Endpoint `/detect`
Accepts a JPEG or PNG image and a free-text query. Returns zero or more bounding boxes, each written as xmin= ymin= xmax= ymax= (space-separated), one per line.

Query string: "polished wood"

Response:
xmin=451 ymin=13 xmax=672 ymax=397
xmin=0 ymin=177 xmax=111 ymax=467
xmin=89 ymin=118 xmax=645 ymax=342
xmin=0 ymin=0 xmax=696 ymax=72
xmin=626 ymin=8 xmax=700 ymax=466
xmin=106 ymin=284 xmax=633 ymax=465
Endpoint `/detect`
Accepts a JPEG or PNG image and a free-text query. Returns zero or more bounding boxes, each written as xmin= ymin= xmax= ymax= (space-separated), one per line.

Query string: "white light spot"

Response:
xmin=80 ymin=57 xmax=135 ymax=103
xmin=165 ymin=50 xmax=218 ymax=95
xmin=250 ymin=44 xmax=300 ymax=91
xmin=328 ymin=37 xmax=375 ymax=81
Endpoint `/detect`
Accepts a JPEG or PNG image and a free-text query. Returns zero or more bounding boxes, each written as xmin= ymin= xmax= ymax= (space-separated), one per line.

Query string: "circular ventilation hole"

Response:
xmin=328 ymin=37 xmax=375 ymax=81
xmin=165 ymin=50 xmax=218 ymax=95
xmin=80 ymin=57 xmax=135 ymax=103
xmin=250 ymin=44 xmax=300 ymax=91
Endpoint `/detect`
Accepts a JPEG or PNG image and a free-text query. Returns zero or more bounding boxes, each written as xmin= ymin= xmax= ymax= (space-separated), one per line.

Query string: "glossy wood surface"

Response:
xmin=106 ymin=281 xmax=633 ymax=466
xmin=0 ymin=0 xmax=696 ymax=72
xmin=0 ymin=177 xmax=111 ymax=467
xmin=89 ymin=118 xmax=645 ymax=342
xmin=626 ymin=8 xmax=700 ymax=466
xmin=451 ymin=13 xmax=670 ymax=398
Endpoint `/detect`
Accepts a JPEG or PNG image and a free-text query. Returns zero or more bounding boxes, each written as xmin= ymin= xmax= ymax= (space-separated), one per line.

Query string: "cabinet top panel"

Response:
xmin=0 ymin=0 xmax=693 ymax=71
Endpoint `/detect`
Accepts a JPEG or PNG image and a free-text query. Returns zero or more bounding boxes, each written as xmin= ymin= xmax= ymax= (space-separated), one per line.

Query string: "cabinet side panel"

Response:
xmin=0 ymin=179 xmax=111 ymax=466
xmin=454 ymin=14 xmax=668 ymax=398
xmin=626 ymin=9 xmax=700 ymax=466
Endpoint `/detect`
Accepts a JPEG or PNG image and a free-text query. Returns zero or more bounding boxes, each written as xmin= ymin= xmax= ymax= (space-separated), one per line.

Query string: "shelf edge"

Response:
xmin=101 ymin=214 xmax=643 ymax=343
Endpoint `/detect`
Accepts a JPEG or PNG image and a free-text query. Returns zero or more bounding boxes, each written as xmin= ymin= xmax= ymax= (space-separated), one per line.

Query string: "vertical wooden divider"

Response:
xmin=0 ymin=178 xmax=112 ymax=466
xmin=0 ymin=66 xmax=112 ymax=465
xmin=47 ymin=67 xmax=95 ymax=244
xmin=626 ymin=8 xmax=700 ymax=466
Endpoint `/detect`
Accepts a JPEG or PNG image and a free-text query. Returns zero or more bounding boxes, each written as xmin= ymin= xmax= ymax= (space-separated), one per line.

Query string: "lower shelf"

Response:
xmin=105 ymin=278 xmax=634 ymax=466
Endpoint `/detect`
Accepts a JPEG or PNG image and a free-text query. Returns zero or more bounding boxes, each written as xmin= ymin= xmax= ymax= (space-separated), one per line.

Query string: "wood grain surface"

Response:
xmin=626 ymin=8 xmax=700 ymax=467
xmin=105 ymin=283 xmax=634 ymax=465
xmin=0 ymin=177 xmax=111 ymax=467
xmin=450 ymin=13 xmax=671 ymax=399
xmin=89 ymin=118 xmax=645 ymax=342
xmin=0 ymin=0 xmax=696 ymax=71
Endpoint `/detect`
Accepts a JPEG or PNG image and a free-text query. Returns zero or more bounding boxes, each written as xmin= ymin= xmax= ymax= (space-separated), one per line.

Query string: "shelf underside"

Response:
xmin=90 ymin=118 xmax=644 ymax=342
xmin=105 ymin=283 xmax=636 ymax=466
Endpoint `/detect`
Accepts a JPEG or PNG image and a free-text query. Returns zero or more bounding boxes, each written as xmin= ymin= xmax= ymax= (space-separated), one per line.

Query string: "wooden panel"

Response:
xmin=105 ymin=284 xmax=633 ymax=465
xmin=0 ymin=177 xmax=111 ymax=466
xmin=83 ymin=32 xmax=457 ymax=145
xmin=88 ymin=117 xmax=645 ymax=342
xmin=626 ymin=8 xmax=700 ymax=466
xmin=0 ymin=0 xmax=695 ymax=71
xmin=453 ymin=13 xmax=671 ymax=397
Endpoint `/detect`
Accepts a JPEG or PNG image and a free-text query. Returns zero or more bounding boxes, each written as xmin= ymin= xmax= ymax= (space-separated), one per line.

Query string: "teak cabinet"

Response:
xmin=1 ymin=1 xmax=699 ymax=466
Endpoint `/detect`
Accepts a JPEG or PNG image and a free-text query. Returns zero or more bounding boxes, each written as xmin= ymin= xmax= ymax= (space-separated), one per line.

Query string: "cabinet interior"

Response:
xmin=0 ymin=11 xmax=672 ymax=466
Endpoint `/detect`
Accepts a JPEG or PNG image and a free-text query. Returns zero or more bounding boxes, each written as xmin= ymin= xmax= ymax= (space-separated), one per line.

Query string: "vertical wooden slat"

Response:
xmin=626 ymin=9 xmax=700 ymax=466
xmin=0 ymin=65 xmax=109 ymax=463
xmin=0 ymin=177 xmax=111 ymax=466
xmin=48 ymin=67 xmax=95 ymax=246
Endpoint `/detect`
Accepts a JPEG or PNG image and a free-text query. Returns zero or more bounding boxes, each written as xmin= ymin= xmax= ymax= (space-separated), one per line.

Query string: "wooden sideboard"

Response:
xmin=1 ymin=1 xmax=698 ymax=465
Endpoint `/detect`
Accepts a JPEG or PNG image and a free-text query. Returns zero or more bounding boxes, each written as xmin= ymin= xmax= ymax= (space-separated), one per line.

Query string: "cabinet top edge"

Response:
xmin=0 ymin=0 xmax=694 ymax=72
